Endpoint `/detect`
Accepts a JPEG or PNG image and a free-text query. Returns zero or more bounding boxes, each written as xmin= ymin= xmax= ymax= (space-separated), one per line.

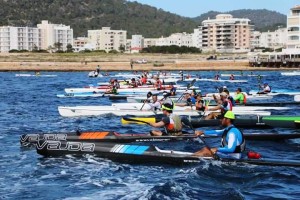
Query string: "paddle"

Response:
xmin=140 ymin=92 xmax=152 ymax=110
xmin=257 ymin=75 xmax=262 ymax=93
xmin=177 ymin=79 xmax=196 ymax=102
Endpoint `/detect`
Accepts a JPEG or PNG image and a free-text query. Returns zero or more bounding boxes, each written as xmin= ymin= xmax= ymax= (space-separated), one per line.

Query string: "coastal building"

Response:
xmin=156 ymin=32 xmax=193 ymax=47
xmin=192 ymin=28 xmax=203 ymax=49
xmin=287 ymin=5 xmax=300 ymax=49
xmin=0 ymin=26 xmax=41 ymax=52
xmin=143 ymin=38 xmax=157 ymax=48
xmin=73 ymin=37 xmax=94 ymax=52
xmin=259 ymin=28 xmax=287 ymax=49
xmin=37 ymin=20 xmax=73 ymax=51
xmin=198 ymin=14 xmax=253 ymax=52
xmin=250 ymin=31 xmax=261 ymax=49
xmin=87 ymin=27 xmax=127 ymax=52
xmin=130 ymin=35 xmax=144 ymax=53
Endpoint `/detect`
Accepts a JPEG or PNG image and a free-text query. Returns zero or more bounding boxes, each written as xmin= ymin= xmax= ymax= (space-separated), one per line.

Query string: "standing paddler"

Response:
xmin=194 ymin=111 xmax=246 ymax=159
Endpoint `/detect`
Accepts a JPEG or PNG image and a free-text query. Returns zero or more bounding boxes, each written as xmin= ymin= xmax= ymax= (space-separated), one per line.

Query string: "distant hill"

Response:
xmin=0 ymin=1 xmax=287 ymax=38
xmin=0 ymin=0 xmax=197 ymax=38
xmin=193 ymin=9 xmax=287 ymax=32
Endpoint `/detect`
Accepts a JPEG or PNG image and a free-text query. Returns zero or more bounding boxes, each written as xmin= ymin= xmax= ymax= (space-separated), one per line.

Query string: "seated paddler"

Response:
xmin=149 ymin=103 xmax=183 ymax=136
xmin=194 ymin=111 xmax=246 ymax=160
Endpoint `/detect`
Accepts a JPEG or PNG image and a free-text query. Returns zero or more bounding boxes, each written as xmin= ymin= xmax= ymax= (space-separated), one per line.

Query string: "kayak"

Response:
xmin=20 ymin=131 xmax=300 ymax=147
xmin=183 ymin=78 xmax=248 ymax=83
xmin=64 ymin=87 xmax=158 ymax=94
xmin=57 ymin=104 xmax=271 ymax=117
xmin=35 ymin=140 xmax=300 ymax=167
xmin=121 ymin=115 xmax=300 ymax=129
xmin=15 ymin=74 xmax=57 ymax=77
xmin=281 ymin=71 xmax=300 ymax=76
xmin=190 ymin=115 xmax=300 ymax=129
xmin=57 ymin=92 xmax=105 ymax=98
xmin=205 ymin=92 xmax=273 ymax=100
xmin=57 ymin=106 xmax=202 ymax=117
xmin=221 ymin=74 xmax=266 ymax=77
xmin=249 ymin=90 xmax=300 ymax=96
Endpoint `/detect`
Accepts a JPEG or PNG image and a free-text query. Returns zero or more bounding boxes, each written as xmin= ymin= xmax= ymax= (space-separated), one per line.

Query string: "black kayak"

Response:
xmin=36 ymin=140 xmax=300 ymax=167
xmin=20 ymin=131 xmax=300 ymax=147
xmin=190 ymin=115 xmax=300 ymax=129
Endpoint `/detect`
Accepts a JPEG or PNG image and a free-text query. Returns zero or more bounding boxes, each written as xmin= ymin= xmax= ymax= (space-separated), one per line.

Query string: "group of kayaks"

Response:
xmin=20 ymin=71 xmax=300 ymax=168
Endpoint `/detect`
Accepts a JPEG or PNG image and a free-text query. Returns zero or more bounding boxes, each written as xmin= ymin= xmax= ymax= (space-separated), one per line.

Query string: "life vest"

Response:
xmin=242 ymin=93 xmax=247 ymax=104
xmin=221 ymin=126 xmax=246 ymax=153
xmin=165 ymin=114 xmax=182 ymax=136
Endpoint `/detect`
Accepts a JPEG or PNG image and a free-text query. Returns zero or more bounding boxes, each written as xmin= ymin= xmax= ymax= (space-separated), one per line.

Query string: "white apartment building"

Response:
xmin=87 ymin=27 xmax=127 ymax=52
xmin=144 ymin=38 xmax=157 ymax=48
xmin=199 ymin=14 xmax=253 ymax=52
xmin=130 ymin=35 xmax=144 ymax=53
xmin=73 ymin=37 xmax=95 ymax=52
xmin=192 ymin=28 xmax=203 ymax=49
xmin=259 ymin=28 xmax=287 ymax=49
xmin=250 ymin=31 xmax=261 ymax=49
xmin=287 ymin=5 xmax=300 ymax=49
xmin=0 ymin=26 xmax=41 ymax=52
xmin=156 ymin=33 xmax=193 ymax=47
xmin=37 ymin=20 xmax=73 ymax=51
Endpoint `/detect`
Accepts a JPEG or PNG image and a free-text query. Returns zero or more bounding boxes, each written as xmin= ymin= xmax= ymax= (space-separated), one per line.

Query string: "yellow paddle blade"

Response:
xmin=121 ymin=117 xmax=156 ymax=125
xmin=295 ymin=121 xmax=300 ymax=123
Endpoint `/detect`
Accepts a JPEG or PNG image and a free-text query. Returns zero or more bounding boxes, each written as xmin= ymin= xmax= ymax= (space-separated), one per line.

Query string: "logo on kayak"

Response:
xmin=37 ymin=141 xmax=95 ymax=152
xmin=20 ymin=134 xmax=67 ymax=144
xmin=110 ymin=144 xmax=149 ymax=155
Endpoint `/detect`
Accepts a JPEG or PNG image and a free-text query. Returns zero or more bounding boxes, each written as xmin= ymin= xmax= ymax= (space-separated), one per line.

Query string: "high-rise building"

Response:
xmin=197 ymin=14 xmax=253 ymax=52
xmin=0 ymin=26 xmax=41 ymax=52
xmin=130 ymin=35 xmax=144 ymax=53
xmin=87 ymin=27 xmax=127 ymax=52
xmin=37 ymin=20 xmax=73 ymax=51
xmin=287 ymin=5 xmax=300 ymax=49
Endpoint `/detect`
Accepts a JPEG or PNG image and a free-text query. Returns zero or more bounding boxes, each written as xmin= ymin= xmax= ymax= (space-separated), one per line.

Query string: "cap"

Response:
xmin=264 ymin=83 xmax=268 ymax=85
xmin=224 ymin=111 xmax=235 ymax=119
xmin=161 ymin=103 xmax=173 ymax=111
xmin=223 ymin=86 xmax=227 ymax=89
xmin=220 ymin=92 xmax=228 ymax=97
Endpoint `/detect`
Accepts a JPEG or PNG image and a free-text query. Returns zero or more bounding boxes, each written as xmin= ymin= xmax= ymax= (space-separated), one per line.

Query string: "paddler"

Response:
xmin=146 ymin=94 xmax=161 ymax=112
xmin=234 ymin=88 xmax=247 ymax=104
xmin=194 ymin=111 xmax=246 ymax=159
xmin=229 ymin=74 xmax=234 ymax=80
xmin=176 ymin=91 xmax=196 ymax=107
xmin=149 ymin=103 xmax=183 ymax=136
xmin=257 ymin=83 xmax=271 ymax=94
xmin=161 ymin=91 xmax=174 ymax=109
xmin=205 ymin=92 xmax=233 ymax=120
xmin=155 ymin=77 xmax=163 ymax=90
xmin=195 ymin=93 xmax=206 ymax=112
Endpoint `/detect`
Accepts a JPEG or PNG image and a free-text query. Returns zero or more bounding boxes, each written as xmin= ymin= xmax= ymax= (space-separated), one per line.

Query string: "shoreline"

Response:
xmin=0 ymin=61 xmax=299 ymax=72
xmin=0 ymin=53 xmax=299 ymax=71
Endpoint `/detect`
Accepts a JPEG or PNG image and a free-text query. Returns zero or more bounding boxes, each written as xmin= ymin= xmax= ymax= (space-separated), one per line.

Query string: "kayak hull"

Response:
xmin=35 ymin=140 xmax=300 ymax=167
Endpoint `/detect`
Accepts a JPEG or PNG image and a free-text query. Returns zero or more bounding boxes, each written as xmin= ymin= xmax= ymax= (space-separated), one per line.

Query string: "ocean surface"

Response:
xmin=0 ymin=71 xmax=299 ymax=200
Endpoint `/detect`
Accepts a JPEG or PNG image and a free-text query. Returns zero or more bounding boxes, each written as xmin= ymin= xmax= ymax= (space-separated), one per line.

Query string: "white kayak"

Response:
xmin=15 ymin=74 xmax=57 ymax=77
xmin=249 ymin=90 xmax=300 ymax=96
xmin=64 ymin=87 xmax=158 ymax=94
xmin=281 ymin=71 xmax=300 ymax=76
xmin=58 ymin=103 xmax=272 ymax=117
xmin=183 ymin=78 xmax=247 ymax=83
xmin=205 ymin=92 xmax=273 ymax=100
xmin=221 ymin=74 xmax=266 ymax=77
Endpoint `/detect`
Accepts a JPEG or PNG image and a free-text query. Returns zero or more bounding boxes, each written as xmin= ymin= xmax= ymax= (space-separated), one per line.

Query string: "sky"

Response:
xmin=127 ymin=0 xmax=299 ymax=17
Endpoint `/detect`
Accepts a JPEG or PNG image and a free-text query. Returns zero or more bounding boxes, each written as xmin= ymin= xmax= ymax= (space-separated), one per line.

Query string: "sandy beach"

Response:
xmin=0 ymin=53 xmax=298 ymax=71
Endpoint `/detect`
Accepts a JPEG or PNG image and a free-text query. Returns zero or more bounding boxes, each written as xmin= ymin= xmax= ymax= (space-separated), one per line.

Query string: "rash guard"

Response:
xmin=204 ymin=125 xmax=244 ymax=158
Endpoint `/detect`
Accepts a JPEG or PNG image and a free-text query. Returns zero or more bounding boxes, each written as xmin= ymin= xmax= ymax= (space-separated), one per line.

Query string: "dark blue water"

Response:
xmin=0 ymin=71 xmax=299 ymax=200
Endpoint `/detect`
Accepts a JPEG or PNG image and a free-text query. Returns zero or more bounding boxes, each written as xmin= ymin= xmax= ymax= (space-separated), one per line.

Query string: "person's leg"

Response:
xmin=150 ymin=130 xmax=163 ymax=136
xmin=193 ymin=147 xmax=217 ymax=157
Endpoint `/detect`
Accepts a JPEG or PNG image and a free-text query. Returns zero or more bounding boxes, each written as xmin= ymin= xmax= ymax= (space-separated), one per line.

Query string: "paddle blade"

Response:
xmin=121 ymin=117 xmax=156 ymax=125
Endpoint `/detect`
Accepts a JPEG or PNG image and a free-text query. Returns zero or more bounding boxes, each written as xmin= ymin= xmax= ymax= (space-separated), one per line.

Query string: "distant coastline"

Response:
xmin=0 ymin=53 xmax=298 ymax=71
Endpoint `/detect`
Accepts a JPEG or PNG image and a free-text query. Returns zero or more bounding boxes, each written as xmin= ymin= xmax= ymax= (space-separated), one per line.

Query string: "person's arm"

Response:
xmin=233 ymin=93 xmax=240 ymax=101
xmin=207 ymin=105 xmax=221 ymax=111
xmin=217 ymin=132 xmax=237 ymax=153
xmin=149 ymin=121 xmax=165 ymax=128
